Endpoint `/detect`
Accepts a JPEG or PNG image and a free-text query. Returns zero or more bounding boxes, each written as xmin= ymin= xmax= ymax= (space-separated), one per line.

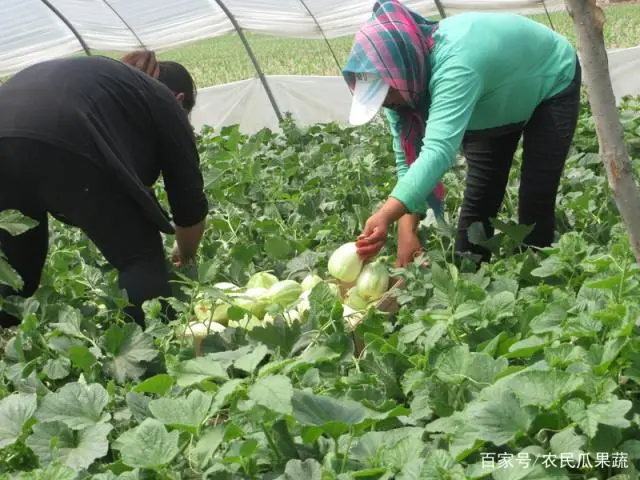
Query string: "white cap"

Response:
xmin=348 ymin=73 xmax=389 ymax=126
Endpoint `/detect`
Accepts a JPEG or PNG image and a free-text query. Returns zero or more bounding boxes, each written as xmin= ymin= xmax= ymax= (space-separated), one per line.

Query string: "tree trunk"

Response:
xmin=564 ymin=0 xmax=640 ymax=263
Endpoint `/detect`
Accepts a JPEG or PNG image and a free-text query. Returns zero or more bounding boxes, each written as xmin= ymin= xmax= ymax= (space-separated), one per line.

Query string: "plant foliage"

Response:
xmin=0 ymin=98 xmax=639 ymax=479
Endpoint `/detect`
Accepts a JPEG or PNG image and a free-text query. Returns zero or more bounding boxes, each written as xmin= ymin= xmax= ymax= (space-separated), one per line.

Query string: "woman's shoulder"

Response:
xmin=432 ymin=12 xmax=573 ymax=73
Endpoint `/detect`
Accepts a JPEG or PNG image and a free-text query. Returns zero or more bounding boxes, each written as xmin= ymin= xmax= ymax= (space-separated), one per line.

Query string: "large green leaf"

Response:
xmin=0 ymin=210 xmax=39 ymax=236
xmin=563 ymin=397 xmax=633 ymax=438
xmin=167 ymin=356 xmax=230 ymax=388
xmin=278 ymin=459 xmax=323 ymax=480
xmin=148 ymin=390 xmax=214 ymax=433
xmin=102 ymin=324 xmax=158 ymax=384
xmin=113 ymin=418 xmax=180 ymax=469
xmin=248 ymin=374 xmax=293 ymax=415
xmin=509 ymin=370 xmax=584 ymax=408
xmin=36 ymin=382 xmax=111 ymax=430
xmin=0 ymin=254 xmax=23 ymax=290
xmin=26 ymin=421 xmax=112 ymax=470
xmin=291 ymin=389 xmax=371 ymax=427
xmin=0 ymin=392 xmax=37 ymax=448
xmin=465 ymin=392 xmax=533 ymax=446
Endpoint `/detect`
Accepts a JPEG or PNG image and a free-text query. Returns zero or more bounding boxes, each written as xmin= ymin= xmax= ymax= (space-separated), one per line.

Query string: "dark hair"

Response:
xmin=157 ymin=61 xmax=197 ymax=113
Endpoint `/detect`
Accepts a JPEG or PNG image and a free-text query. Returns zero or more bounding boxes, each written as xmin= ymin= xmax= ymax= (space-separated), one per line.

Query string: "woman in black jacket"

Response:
xmin=0 ymin=52 xmax=207 ymax=327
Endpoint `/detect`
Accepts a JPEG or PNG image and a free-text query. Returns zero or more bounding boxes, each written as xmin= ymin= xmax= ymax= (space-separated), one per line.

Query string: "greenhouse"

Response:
xmin=2 ymin=0 xmax=639 ymax=132
xmin=0 ymin=1 xmax=639 ymax=478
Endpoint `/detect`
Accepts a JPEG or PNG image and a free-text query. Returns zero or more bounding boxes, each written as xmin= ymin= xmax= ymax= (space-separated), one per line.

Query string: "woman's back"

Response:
xmin=431 ymin=12 xmax=577 ymax=130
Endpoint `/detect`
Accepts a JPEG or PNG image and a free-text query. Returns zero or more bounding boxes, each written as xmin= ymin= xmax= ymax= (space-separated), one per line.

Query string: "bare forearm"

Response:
xmin=398 ymin=214 xmax=420 ymax=234
xmin=175 ymin=220 xmax=205 ymax=262
xmin=378 ymin=197 xmax=408 ymax=225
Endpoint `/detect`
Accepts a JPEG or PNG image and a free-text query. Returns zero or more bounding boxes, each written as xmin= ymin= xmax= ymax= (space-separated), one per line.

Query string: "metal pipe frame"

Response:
xmin=297 ymin=0 xmax=343 ymax=74
xmin=39 ymin=0 xmax=92 ymax=55
xmin=101 ymin=0 xmax=147 ymax=48
xmin=211 ymin=0 xmax=284 ymax=124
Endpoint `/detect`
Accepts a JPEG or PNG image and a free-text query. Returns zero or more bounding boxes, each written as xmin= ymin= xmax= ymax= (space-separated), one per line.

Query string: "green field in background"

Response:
xmin=151 ymin=5 xmax=640 ymax=89
xmin=2 ymin=5 xmax=640 ymax=87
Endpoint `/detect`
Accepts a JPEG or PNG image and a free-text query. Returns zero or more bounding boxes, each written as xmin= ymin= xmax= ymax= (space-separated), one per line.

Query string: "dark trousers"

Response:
xmin=456 ymin=59 xmax=582 ymax=262
xmin=0 ymin=138 xmax=172 ymax=327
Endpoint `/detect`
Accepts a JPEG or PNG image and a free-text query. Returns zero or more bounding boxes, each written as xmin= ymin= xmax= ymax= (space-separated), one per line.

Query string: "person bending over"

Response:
xmin=343 ymin=1 xmax=581 ymax=266
xmin=0 ymin=52 xmax=207 ymax=327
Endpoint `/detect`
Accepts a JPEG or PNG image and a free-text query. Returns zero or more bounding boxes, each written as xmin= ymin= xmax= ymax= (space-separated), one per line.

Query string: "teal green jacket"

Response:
xmin=387 ymin=12 xmax=578 ymax=214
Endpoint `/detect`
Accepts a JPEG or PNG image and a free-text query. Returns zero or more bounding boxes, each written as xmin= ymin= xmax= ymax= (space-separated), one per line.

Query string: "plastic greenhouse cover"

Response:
xmin=3 ymin=0 xmax=639 ymax=133
xmin=0 ymin=0 xmax=566 ymax=77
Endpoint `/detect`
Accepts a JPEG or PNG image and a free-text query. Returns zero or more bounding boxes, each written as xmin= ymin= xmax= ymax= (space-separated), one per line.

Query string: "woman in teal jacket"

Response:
xmin=344 ymin=0 xmax=581 ymax=265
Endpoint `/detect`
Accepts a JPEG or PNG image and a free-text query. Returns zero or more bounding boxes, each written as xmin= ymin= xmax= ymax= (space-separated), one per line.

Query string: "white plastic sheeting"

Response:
xmin=190 ymin=75 xmax=354 ymax=133
xmin=1 ymin=0 xmax=639 ymax=134
xmin=0 ymin=0 xmax=566 ymax=77
xmin=190 ymin=45 xmax=640 ymax=134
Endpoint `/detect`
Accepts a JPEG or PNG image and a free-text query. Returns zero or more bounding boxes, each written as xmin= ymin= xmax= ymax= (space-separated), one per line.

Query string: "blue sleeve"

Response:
xmin=389 ymin=62 xmax=483 ymax=214
xmin=384 ymin=108 xmax=408 ymax=180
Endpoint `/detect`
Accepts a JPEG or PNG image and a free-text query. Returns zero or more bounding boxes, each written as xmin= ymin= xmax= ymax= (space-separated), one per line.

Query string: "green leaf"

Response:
xmin=198 ymin=259 xmax=219 ymax=283
xmin=133 ymin=374 xmax=175 ymax=396
xmin=212 ymin=378 xmax=245 ymax=412
xmin=285 ymin=250 xmax=322 ymax=277
xmin=483 ymin=291 xmax=515 ymax=320
xmin=465 ymin=392 xmax=533 ymax=445
xmin=167 ymin=356 xmax=229 ymax=388
xmin=102 ymin=323 xmax=158 ymax=384
xmin=113 ymin=418 xmax=180 ymax=469
xmin=409 ymin=389 xmax=433 ymax=421
xmin=0 ymin=255 xmax=23 ymax=290
xmin=563 ymin=397 xmax=632 ymax=438
xmin=490 ymin=446 xmax=559 ymax=480
xmin=189 ymin=424 xmax=226 ymax=469
xmin=50 ymin=306 xmax=85 ymax=339
xmin=586 ymin=274 xmax=623 ymax=289
xmin=265 ymin=235 xmax=292 ymax=259
xmin=529 ymin=306 xmax=566 ymax=336
xmin=280 ymin=459 xmax=323 ymax=480
xmin=26 ymin=421 xmax=112 ymax=470
xmin=126 ymin=392 xmax=152 ymax=423
xmin=0 ymin=209 xmax=39 ymax=236
xmin=248 ymin=374 xmax=293 ymax=415
xmin=248 ymin=321 xmax=302 ymax=357
xmin=0 ymin=392 xmax=37 ymax=448
xmin=16 ymin=462 xmax=79 ymax=480
xmin=234 ymin=344 xmax=269 ymax=374
xmin=549 ymin=426 xmax=586 ymax=457
xmin=435 ymin=345 xmax=471 ymax=384
xmin=68 ymin=346 xmax=97 ymax=376
xmin=240 ymin=438 xmax=258 ymax=457
xmin=291 ymin=389 xmax=369 ymax=426
xmin=351 ymin=427 xmax=425 ymax=471
xmin=272 ymin=418 xmax=299 ymax=460
xmin=509 ymin=370 xmax=584 ymax=408
xmin=398 ymin=322 xmax=428 ymax=344
xmin=466 ymin=354 xmax=509 ymax=385
xmin=530 ymin=257 xmax=566 ymax=278
xmin=43 ymin=357 xmax=71 ymax=380
xmin=491 ymin=219 xmax=535 ymax=246
xmin=419 ymin=449 xmax=467 ymax=479
xmin=148 ymin=390 xmax=214 ymax=432
xmin=467 ymin=222 xmax=490 ymax=247
xmin=505 ymin=336 xmax=549 ymax=358
xmin=36 ymin=382 xmax=111 ymax=430
xmin=619 ymin=439 xmax=640 ymax=460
